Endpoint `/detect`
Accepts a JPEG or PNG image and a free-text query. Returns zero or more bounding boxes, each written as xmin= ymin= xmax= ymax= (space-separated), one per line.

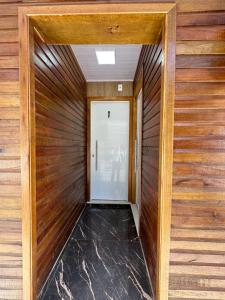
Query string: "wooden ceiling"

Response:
xmin=31 ymin=13 xmax=164 ymax=44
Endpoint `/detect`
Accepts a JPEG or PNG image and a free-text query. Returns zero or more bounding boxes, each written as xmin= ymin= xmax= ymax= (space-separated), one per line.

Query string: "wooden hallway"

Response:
xmin=0 ymin=1 xmax=225 ymax=300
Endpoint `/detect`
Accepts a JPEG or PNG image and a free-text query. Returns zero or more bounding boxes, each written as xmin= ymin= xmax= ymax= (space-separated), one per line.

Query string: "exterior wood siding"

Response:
xmin=169 ymin=7 xmax=225 ymax=300
xmin=0 ymin=3 xmax=22 ymax=300
xmin=34 ymin=33 xmax=87 ymax=291
xmin=0 ymin=1 xmax=224 ymax=299
xmin=134 ymin=42 xmax=162 ymax=297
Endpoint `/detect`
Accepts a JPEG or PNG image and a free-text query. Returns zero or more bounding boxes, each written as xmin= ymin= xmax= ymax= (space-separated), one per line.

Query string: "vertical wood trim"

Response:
xmin=134 ymin=65 xmax=144 ymax=99
xmin=30 ymin=24 xmax=37 ymax=300
xmin=87 ymin=97 xmax=91 ymax=201
xmin=157 ymin=7 xmax=176 ymax=300
xmin=132 ymin=66 xmax=143 ymax=205
xmin=19 ymin=13 xmax=36 ymax=300
xmin=131 ymin=95 xmax=137 ymax=204
xmin=128 ymin=97 xmax=134 ymax=203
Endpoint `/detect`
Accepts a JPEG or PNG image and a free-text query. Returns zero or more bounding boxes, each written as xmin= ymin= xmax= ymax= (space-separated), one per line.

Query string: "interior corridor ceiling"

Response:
xmin=71 ymin=44 xmax=142 ymax=81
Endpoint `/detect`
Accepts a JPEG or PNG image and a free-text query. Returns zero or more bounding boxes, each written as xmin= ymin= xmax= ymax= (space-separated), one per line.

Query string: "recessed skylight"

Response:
xmin=96 ymin=50 xmax=115 ymax=65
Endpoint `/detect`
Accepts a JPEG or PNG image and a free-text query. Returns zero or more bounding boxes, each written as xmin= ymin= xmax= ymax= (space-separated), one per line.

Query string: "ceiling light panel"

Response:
xmin=96 ymin=50 xmax=115 ymax=65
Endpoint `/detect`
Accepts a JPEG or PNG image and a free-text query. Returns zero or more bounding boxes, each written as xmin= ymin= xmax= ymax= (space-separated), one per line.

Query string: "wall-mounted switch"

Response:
xmin=118 ymin=83 xmax=123 ymax=92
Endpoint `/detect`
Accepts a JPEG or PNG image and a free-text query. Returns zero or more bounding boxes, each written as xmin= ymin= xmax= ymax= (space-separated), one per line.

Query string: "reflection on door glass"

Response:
xmin=91 ymin=102 xmax=129 ymax=201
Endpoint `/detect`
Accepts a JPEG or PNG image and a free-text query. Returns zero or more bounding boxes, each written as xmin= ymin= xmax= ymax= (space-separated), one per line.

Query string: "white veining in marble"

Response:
xmin=39 ymin=205 xmax=153 ymax=300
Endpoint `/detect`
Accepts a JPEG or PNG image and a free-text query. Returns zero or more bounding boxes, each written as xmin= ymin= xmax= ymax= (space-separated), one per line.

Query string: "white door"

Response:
xmin=136 ymin=90 xmax=143 ymax=219
xmin=91 ymin=101 xmax=130 ymax=201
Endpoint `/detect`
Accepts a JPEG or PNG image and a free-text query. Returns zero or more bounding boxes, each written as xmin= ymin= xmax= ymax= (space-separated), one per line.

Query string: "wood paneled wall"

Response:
xmin=0 ymin=1 xmax=224 ymax=299
xmin=169 ymin=7 xmax=225 ymax=300
xmin=134 ymin=42 xmax=162 ymax=297
xmin=34 ymin=33 xmax=87 ymax=291
xmin=87 ymin=81 xmax=133 ymax=97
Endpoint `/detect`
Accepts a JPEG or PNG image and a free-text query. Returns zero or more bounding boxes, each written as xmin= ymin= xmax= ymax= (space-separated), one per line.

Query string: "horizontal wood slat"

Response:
xmin=177 ymin=12 xmax=225 ymax=27
xmin=177 ymin=25 xmax=225 ymax=41
xmin=176 ymin=68 xmax=225 ymax=82
xmin=176 ymin=41 xmax=225 ymax=55
xmin=176 ymin=0 xmax=225 ymax=12
xmin=176 ymin=55 xmax=225 ymax=68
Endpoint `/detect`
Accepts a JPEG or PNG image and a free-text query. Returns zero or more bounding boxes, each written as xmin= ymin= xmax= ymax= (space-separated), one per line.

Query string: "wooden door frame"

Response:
xmin=19 ymin=3 xmax=176 ymax=299
xmin=87 ymin=96 xmax=133 ymax=203
xmin=135 ymin=89 xmax=143 ymax=227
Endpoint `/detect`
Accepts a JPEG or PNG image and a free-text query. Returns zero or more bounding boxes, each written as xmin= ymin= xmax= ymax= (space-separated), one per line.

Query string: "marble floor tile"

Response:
xmin=72 ymin=204 xmax=138 ymax=241
xmin=39 ymin=204 xmax=153 ymax=300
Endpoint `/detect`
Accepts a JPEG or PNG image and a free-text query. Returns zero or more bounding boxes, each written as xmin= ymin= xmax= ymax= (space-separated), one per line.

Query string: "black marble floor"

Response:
xmin=39 ymin=204 xmax=153 ymax=300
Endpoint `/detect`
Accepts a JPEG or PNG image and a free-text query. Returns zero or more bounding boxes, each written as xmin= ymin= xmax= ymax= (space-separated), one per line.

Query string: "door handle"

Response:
xmin=95 ymin=140 xmax=98 ymax=171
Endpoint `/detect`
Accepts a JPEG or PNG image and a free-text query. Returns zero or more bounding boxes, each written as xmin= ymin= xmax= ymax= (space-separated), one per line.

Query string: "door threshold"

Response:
xmin=87 ymin=200 xmax=129 ymax=205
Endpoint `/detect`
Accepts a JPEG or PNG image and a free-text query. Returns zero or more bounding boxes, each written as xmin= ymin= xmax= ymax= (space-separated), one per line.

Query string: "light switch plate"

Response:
xmin=118 ymin=83 xmax=123 ymax=92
